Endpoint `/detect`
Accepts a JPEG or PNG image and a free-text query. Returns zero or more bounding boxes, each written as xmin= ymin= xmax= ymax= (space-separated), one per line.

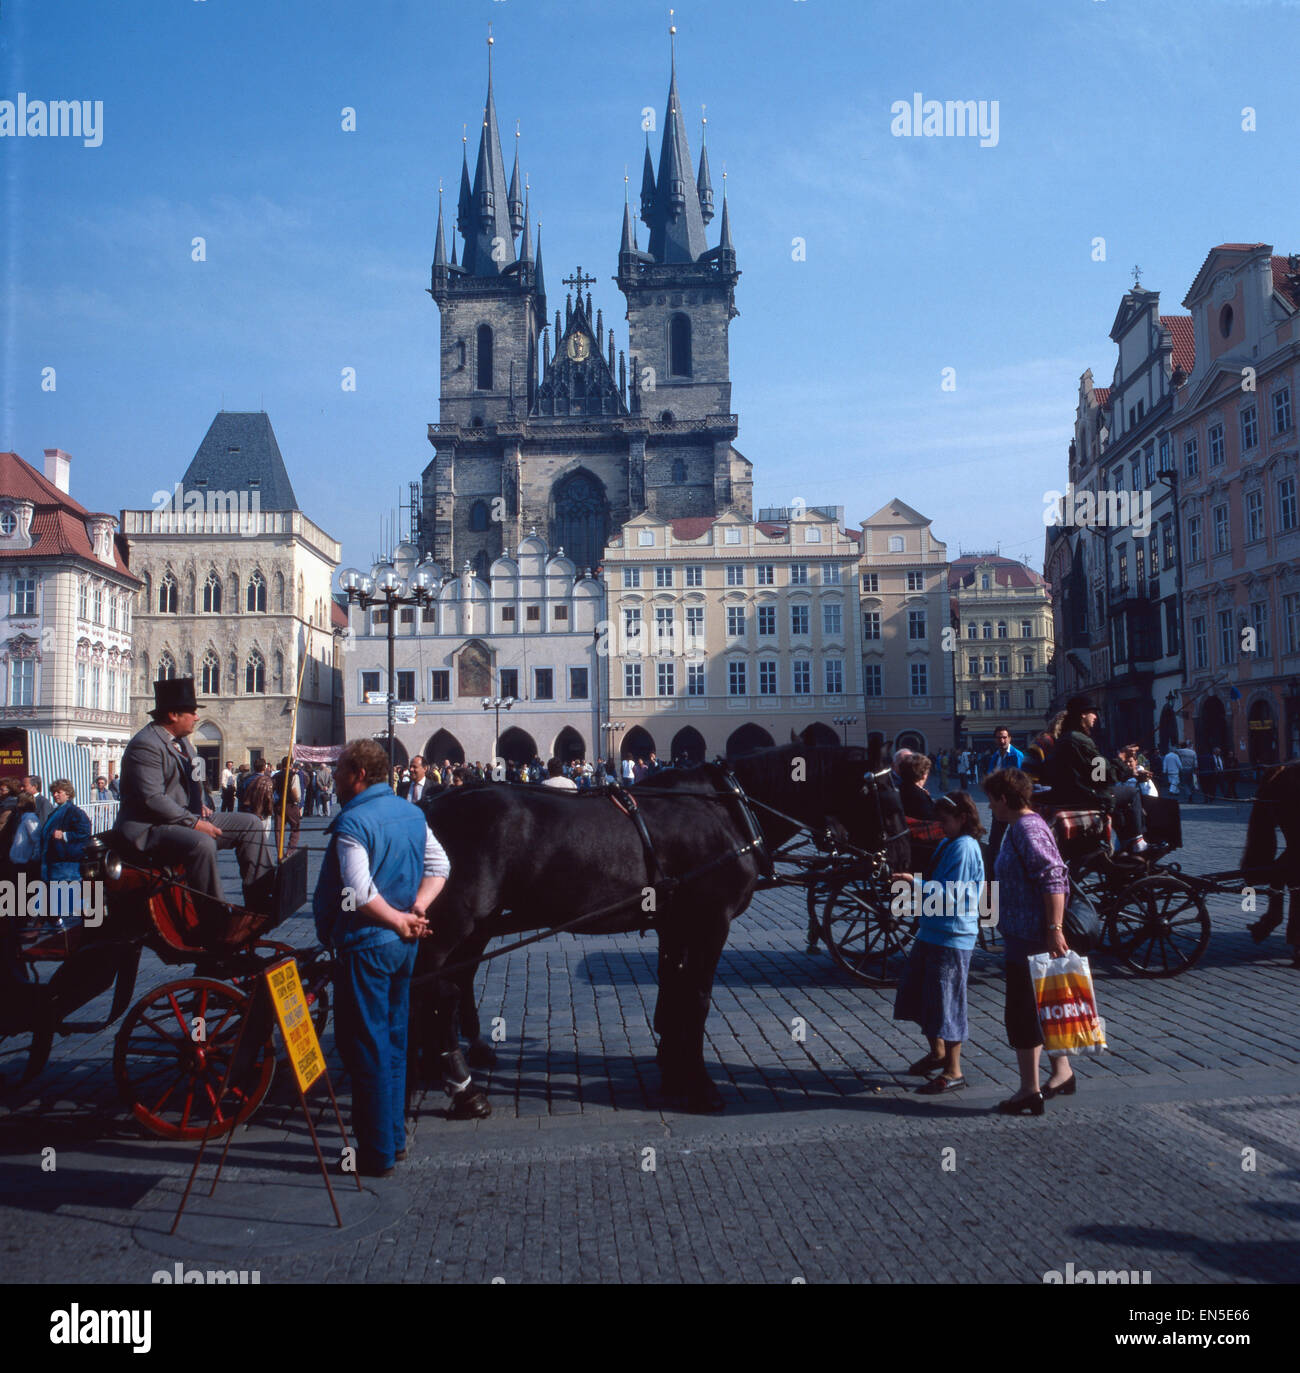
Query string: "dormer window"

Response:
xmin=0 ymin=513 xmax=14 ymax=537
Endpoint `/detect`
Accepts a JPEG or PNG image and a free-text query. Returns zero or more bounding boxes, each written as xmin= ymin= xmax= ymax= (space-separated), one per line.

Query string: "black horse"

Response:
xmin=1242 ymin=762 xmax=1300 ymax=964
xmin=412 ymin=744 xmax=890 ymax=1113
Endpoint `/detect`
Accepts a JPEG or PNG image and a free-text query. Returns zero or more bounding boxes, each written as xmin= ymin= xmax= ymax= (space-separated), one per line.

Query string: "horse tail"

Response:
xmin=1241 ymin=765 xmax=1284 ymax=871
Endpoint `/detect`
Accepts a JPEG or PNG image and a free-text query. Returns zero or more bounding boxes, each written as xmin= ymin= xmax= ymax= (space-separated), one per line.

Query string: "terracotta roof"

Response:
xmin=948 ymin=552 xmax=1045 ymax=591
xmin=331 ymin=596 xmax=349 ymax=629
xmin=1160 ymin=314 xmax=1195 ymax=374
xmin=755 ymin=521 xmax=787 ymax=537
xmin=0 ymin=451 xmax=137 ymax=579
xmin=669 ymin=516 xmax=718 ymax=541
xmin=1271 ymin=255 xmax=1300 ymax=308
xmin=1092 ymin=387 xmax=1111 ymax=407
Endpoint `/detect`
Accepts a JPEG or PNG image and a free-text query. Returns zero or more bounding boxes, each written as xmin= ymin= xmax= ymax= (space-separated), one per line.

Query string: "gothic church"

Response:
xmin=423 ymin=36 xmax=752 ymax=577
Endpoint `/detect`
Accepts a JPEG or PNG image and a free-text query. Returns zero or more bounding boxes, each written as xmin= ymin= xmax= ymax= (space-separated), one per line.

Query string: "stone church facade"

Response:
xmin=423 ymin=41 xmax=752 ymax=581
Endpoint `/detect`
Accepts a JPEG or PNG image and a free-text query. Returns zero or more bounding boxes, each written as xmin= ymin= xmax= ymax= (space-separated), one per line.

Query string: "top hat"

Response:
xmin=1066 ymin=694 xmax=1098 ymax=715
xmin=151 ymin=676 xmax=202 ymax=717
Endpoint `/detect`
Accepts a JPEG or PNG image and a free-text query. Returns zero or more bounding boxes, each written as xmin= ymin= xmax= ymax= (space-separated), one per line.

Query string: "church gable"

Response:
xmin=533 ymin=295 xmax=627 ymax=419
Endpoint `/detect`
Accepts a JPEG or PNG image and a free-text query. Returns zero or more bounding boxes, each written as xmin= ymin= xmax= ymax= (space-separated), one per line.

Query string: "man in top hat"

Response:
xmin=114 ymin=678 xmax=277 ymax=910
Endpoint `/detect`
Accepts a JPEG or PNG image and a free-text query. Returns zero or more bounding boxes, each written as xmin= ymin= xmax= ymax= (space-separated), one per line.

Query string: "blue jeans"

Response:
xmin=333 ymin=937 xmax=418 ymax=1167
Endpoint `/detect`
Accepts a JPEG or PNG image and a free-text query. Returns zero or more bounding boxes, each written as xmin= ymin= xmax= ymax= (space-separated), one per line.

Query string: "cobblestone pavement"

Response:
xmin=1 ymin=798 xmax=1298 ymax=1283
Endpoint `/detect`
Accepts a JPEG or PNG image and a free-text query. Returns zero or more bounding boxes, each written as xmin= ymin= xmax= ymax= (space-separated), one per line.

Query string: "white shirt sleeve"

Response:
xmin=336 ymin=833 xmax=379 ymax=906
xmin=425 ymin=829 xmax=450 ymax=878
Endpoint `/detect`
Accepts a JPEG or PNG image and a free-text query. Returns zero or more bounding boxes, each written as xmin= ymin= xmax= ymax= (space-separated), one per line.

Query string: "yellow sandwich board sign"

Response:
xmin=266 ymin=958 xmax=325 ymax=1092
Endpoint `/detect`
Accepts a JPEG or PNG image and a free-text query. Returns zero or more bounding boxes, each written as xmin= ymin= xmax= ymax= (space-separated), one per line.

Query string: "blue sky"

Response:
xmin=3 ymin=0 xmax=1298 ymax=573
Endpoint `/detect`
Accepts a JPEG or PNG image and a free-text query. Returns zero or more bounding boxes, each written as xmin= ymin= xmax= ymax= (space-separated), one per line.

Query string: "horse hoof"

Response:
xmin=448 ymin=1086 xmax=492 ymax=1120
xmin=465 ymin=1038 xmax=498 ymax=1069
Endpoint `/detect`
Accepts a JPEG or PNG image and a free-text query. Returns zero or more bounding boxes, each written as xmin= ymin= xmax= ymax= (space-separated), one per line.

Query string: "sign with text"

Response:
xmin=265 ymin=959 xmax=325 ymax=1092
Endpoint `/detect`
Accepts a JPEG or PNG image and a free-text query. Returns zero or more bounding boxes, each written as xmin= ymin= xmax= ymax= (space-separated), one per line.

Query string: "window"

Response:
xmin=1136 ymin=545 xmax=1145 ymax=586
xmin=500 ymin=668 xmax=519 ymax=698
xmin=1022 ymin=653 xmax=1033 ymax=673
xmin=823 ymin=563 xmax=841 ymax=585
xmin=863 ymin=610 xmax=881 ymax=640
xmin=968 ymin=693 xmax=979 ymax=712
xmin=687 ymin=663 xmax=706 ymax=696
xmin=108 ymin=596 xmax=118 ymax=629
xmin=0 ymin=512 xmax=14 ymax=536
xmin=1020 ymin=619 xmax=1033 ymax=638
xmin=1250 ymin=600 xmax=1270 ymax=657
xmin=863 ymin=664 xmax=882 ymax=697
xmin=500 ymin=605 xmax=516 ymax=623
xmin=92 ymin=586 xmax=103 ymax=623
xmin=998 ymin=690 xmax=1011 ymax=711
xmin=399 ymin=608 xmax=415 ymax=624
xmin=430 ymin=670 xmax=450 ymax=701
xmin=1217 ymin=609 xmax=1235 ymax=665
xmin=245 ymin=650 xmax=266 ymax=694
xmin=396 ymin=671 xmax=415 ymax=702
xmin=246 ymin=570 xmax=266 ymax=612
xmin=757 ymin=604 xmax=776 ymax=636
xmin=909 ymin=662 xmax=928 ymax=696
xmin=622 ymin=567 xmax=641 ymax=589
xmin=1187 ymin=514 xmax=1202 ymax=562
xmin=728 ymin=661 xmax=747 ymax=696
xmin=997 ymin=620 xmax=1008 ymax=638
xmin=685 ymin=565 xmax=703 ymax=587
xmin=76 ymin=661 xmax=87 ymax=707
xmin=1274 ymin=386 xmax=1292 ymax=434
xmin=476 ymin=323 xmax=493 ymax=390
xmin=568 ymin=667 xmax=588 ymax=700
xmin=1191 ymin=616 xmax=1208 ymax=670
xmin=758 ymin=660 xmax=777 ymax=695
xmin=623 ymin=608 xmax=642 ymax=642
xmin=906 ymin=570 xmax=924 ymax=591
xmin=525 ymin=605 xmax=540 ymax=623
xmin=793 ymin=660 xmax=811 ymax=695
xmin=202 ymin=573 xmax=222 ymax=613
xmin=669 ymin=313 xmax=692 ymax=376
xmin=686 ymin=606 xmax=704 ymax=638
xmin=1024 ymin=690 xmax=1035 ymax=710
xmin=1246 ymin=489 xmax=1265 ymax=542
xmin=1184 ymin=436 xmax=1199 ymax=477
xmin=907 ymin=609 xmax=926 ymax=640
xmin=1213 ymin=504 xmax=1230 ymax=554
xmin=983 ymin=656 xmax=995 ymax=675
xmin=553 ymin=605 xmax=568 ymax=623
xmin=724 ymin=526 xmax=741 ymax=545
xmin=638 ymin=530 xmax=655 ymax=546
xmin=805 ymin=525 xmax=822 ymax=544
xmin=726 ymin=606 xmax=745 ymax=637
xmin=530 ymin=667 xmax=553 ymax=702
xmin=1162 ymin=519 xmax=1175 ymax=568
xmin=78 ymin=582 xmax=88 ymax=619
xmin=756 ymin=564 xmax=774 ymax=586
xmin=983 ymin=690 xmax=995 ymax=710
xmin=982 ymin=622 xmax=992 ymax=639
xmin=980 ymin=572 xmax=992 ymax=590
xmin=967 ymin=655 xmax=979 ymax=676
xmin=200 ymin=652 xmax=219 ymax=694
xmin=1284 ymin=592 xmax=1300 ymax=655
xmin=1159 ymin=438 xmax=1169 ymax=474
xmin=823 ymin=603 xmax=843 ymax=635
xmin=789 ymin=563 xmax=808 ymax=586
xmin=9 ymin=658 xmax=34 ymax=706
xmin=655 ymin=607 xmax=674 ymax=641
xmin=657 ymin=661 xmax=676 ymax=696
xmin=625 ymin=663 xmax=642 ymax=697
xmin=157 ymin=652 xmax=176 ymax=681
xmin=656 ymin=566 xmax=673 ymax=588
xmin=825 ymin=659 xmax=844 ymax=694
xmin=862 ymin=573 xmax=878 ymax=593
xmin=361 ymin=670 xmax=381 ymax=698
xmin=671 ymin=458 xmax=686 ymax=483
xmin=158 ymin=574 xmax=178 ymax=614
xmin=791 ymin=604 xmax=810 ymax=636
xmin=888 ymin=536 xmax=904 ymax=552
xmin=1279 ymin=476 xmax=1298 ymax=533
xmin=1241 ymin=404 xmax=1258 ymax=451
xmin=1209 ymin=423 xmax=1225 ymax=467
xmin=967 ymin=622 xmax=978 ymax=639
xmin=998 ymin=654 xmax=1010 ymax=675
xmin=726 ymin=564 xmax=744 ymax=587
xmin=1130 ymin=460 xmax=1140 ymax=489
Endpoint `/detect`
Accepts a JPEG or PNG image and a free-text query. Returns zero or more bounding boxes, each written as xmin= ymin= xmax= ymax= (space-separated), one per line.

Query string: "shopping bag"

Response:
xmin=1029 ymin=951 xmax=1107 ymax=1055
xmin=7 ymin=812 xmax=39 ymax=864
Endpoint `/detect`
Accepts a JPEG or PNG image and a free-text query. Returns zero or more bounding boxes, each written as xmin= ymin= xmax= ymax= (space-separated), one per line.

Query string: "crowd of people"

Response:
xmin=382 ymin=752 xmax=671 ymax=793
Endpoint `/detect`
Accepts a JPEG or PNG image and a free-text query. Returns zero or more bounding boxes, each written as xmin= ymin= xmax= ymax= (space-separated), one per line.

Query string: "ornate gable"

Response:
xmin=532 ymin=296 xmax=627 ymax=419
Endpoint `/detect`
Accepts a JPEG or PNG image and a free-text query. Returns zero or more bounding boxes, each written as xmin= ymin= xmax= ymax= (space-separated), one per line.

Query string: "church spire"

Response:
xmin=508 ymin=123 xmax=525 ymax=236
xmin=697 ymin=108 xmax=714 ymax=225
xmin=433 ymin=185 xmax=448 ymax=270
xmin=718 ymin=169 xmax=735 ymax=258
xmin=639 ymin=136 xmax=656 ymax=225
xmin=534 ymin=222 xmax=546 ymax=301
xmin=621 ymin=171 xmax=638 ymax=254
xmin=644 ymin=16 xmax=708 ymax=263
xmin=456 ymin=126 xmax=472 ymax=241
xmin=519 ymin=185 xmax=533 ymax=263
xmin=464 ymin=30 xmax=517 ymax=276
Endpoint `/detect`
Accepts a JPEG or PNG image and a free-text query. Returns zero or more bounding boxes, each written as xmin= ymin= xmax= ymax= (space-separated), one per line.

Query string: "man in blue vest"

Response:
xmin=982 ymin=727 xmax=1026 ymax=859
xmin=313 ymin=737 xmax=449 ymax=1177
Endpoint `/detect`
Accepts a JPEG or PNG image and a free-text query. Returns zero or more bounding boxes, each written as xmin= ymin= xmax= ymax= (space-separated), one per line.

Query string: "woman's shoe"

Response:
xmin=994 ymin=1091 xmax=1044 ymax=1116
xmin=906 ymin=1054 xmax=946 ymax=1076
xmin=1042 ymin=1074 xmax=1077 ymax=1099
xmin=917 ymin=1074 xmax=967 ymax=1095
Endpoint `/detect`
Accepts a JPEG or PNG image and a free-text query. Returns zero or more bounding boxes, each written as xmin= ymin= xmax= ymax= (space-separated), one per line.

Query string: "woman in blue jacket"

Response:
xmin=893 ymin=791 xmax=987 ymax=1094
xmin=38 ymin=779 xmax=92 ymax=928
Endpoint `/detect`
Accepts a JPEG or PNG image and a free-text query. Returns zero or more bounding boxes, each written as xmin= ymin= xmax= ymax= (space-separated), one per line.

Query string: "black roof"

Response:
xmin=181 ymin=412 xmax=299 ymax=511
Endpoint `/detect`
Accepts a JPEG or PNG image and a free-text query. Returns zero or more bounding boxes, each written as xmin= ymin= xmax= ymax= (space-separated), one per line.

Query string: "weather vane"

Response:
xmin=1132 ymin=264 xmax=1143 ymax=287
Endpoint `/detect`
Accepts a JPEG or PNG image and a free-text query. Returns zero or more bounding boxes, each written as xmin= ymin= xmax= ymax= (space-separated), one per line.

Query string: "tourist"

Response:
xmin=1219 ymin=748 xmax=1239 ymax=800
xmin=1177 ymin=740 xmax=1199 ymax=800
xmin=272 ymin=757 xmax=302 ymax=853
xmin=894 ymin=792 xmax=985 ymax=1094
xmin=313 ymin=738 xmax=445 ymax=1178
xmin=400 ymin=756 xmax=433 ymax=803
xmin=542 ymin=757 xmax=577 ymax=791
xmin=1162 ymin=744 xmax=1183 ymax=798
xmin=23 ymin=777 xmax=52 ymax=825
xmin=220 ymin=761 xmax=236 ymax=812
xmin=985 ymin=767 xmax=1073 ymax=1114
xmin=1042 ymin=696 xmax=1147 ymax=852
xmin=37 ymin=780 xmax=92 ymax=930
xmin=956 ymin=748 xmax=973 ymax=790
xmin=983 ymin=726 xmax=1026 ymax=859
xmin=898 ymin=753 xmax=937 ymax=820
xmin=91 ymin=776 xmax=113 ymax=803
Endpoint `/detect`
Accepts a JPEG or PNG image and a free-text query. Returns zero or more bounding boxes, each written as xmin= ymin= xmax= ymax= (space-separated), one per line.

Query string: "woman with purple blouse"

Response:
xmin=986 ymin=768 xmax=1073 ymax=1115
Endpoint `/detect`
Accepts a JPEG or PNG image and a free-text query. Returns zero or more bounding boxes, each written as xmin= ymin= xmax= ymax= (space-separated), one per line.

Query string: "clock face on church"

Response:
xmin=565 ymin=332 xmax=591 ymax=362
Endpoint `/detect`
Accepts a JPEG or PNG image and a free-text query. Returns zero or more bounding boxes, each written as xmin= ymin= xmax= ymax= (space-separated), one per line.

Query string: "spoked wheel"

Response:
xmin=820 ymin=874 xmax=915 ymax=986
xmin=1106 ymin=876 xmax=1211 ymax=978
xmin=247 ymin=940 xmax=329 ymax=1035
xmin=113 ymin=978 xmax=274 ymax=1140
xmin=805 ymin=879 xmax=827 ymax=952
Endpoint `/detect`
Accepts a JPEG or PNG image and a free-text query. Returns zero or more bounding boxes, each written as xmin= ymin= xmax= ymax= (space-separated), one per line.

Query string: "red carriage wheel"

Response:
xmin=113 ymin=978 xmax=274 ymax=1141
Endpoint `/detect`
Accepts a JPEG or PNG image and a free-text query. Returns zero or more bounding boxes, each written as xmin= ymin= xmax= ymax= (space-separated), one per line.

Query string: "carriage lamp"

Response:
xmin=339 ymin=551 xmax=439 ymax=773
xmin=481 ymin=695 xmax=517 ymax=767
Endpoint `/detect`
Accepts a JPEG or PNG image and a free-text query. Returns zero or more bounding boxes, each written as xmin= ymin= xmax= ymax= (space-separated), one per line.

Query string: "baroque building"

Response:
xmin=0 ymin=448 xmax=140 ymax=780
xmin=422 ymin=38 xmax=751 ymax=581
xmin=121 ymin=412 xmax=342 ymax=782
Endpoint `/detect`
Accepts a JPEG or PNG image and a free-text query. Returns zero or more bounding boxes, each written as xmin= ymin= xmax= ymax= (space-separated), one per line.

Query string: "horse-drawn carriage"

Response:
xmin=1 ymin=837 xmax=327 ymax=1139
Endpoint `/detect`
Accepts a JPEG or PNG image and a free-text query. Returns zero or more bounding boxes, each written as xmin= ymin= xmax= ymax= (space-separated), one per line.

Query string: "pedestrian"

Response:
xmin=1220 ymin=749 xmax=1239 ymax=800
xmin=542 ymin=757 xmax=578 ymax=791
xmin=91 ymin=775 xmax=113 ymax=803
xmin=894 ymin=791 xmax=986 ymax=1094
xmin=898 ymin=753 xmax=937 ymax=819
xmin=1161 ymin=743 xmax=1182 ymax=797
xmin=985 ymin=767 xmax=1074 ymax=1114
xmin=983 ymin=726 xmax=1026 ymax=860
xmin=956 ymin=748 xmax=972 ymax=790
xmin=108 ymin=773 xmax=121 ymax=800
xmin=316 ymin=764 xmax=335 ymax=817
xmin=36 ymin=780 xmax=92 ymax=931
xmin=220 ymin=760 xmax=236 ymax=813
xmin=272 ymin=756 xmax=302 ymax=852
xmin=1176 ymin=740 xmax=1199 ymax=800
xmin=312 ymin=738 xmax=446 ymax=1178
xmin=22 ymin=776 xmax=52 ymax=825
xmin=401 ymin=756 xmax=433 ymax=804
xmin=1041 ymin=697 xmax=1148 ymax=853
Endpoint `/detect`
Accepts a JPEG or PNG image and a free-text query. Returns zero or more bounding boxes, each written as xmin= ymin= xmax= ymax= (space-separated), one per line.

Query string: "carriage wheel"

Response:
xmin=1106 ymin=876 xmax=1211 ymax=978
xmin=248 ymin=940 xmax=329 ymax=1036
xmin=820 ymin=874 xmax=915 ymax=986
xmin=113 ymin=978 xmax=274 ymax=1140
xmin=805 ymin=880 xmax=826 ymax=952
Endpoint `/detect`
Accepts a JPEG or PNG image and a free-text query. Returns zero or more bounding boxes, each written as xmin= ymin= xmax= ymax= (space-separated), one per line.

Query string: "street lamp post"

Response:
xmin=601 ymin=720 xmax=625 ymax=775
xmin=338 ymin=543 xmax=438 ymax=775
xmin=481 ymin=695 xmax=517 ymax=769
xmin=832 ymin=714 xmax=858 ymax=746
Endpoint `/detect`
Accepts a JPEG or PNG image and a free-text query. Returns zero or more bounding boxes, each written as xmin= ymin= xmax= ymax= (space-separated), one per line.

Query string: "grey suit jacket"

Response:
xmin=114 ymin=721 xmax=201 ymax=852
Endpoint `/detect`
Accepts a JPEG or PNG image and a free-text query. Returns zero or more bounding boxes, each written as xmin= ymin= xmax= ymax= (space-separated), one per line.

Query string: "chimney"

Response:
xmin=43 ymin=448 xmax=71 ymax=493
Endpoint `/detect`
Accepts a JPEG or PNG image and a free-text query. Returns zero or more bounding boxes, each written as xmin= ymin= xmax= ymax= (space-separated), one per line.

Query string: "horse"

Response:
xmin=412 ymin=743 xmax=892 ymax=1114
xmin=1241 ymin=762 xmax=1300 ymax=964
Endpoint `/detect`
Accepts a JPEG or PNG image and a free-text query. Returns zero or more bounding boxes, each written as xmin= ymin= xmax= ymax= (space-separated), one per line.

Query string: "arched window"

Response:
xmin=158 ymin=573 xmax=178 ymax=614
xmin=245 ymin=649 xmax=266 ymax=694
xmin=157 ymin=651 xmax=176 ymax=681
xmin=982 ymin=622 xmax=993 ymax=639
xmin=669 ymin=313 xmax=691 ymax=377
xmin=671 ymin=458 xmax=686 ymax=483
xmin=246 ymin=570 xmax=267 ymax=612
xmin=227 ymin=652 xmax=238 ymax=692
xmin=200 ymin=650 xmax=220 ymax=694
xmin=997 ymin=620 xmax=1008 ymax=639
xmin=457 ymin=339 xmax=467 ymax=369
xmin=139 ymin=572 xmax=151 ymax=610
xmin=274 ymin=651 xmax=284 ymax=690
xmin=468 ymin=500 xmax=490 ymax=532
xmin=476 ymin=323 xmax=493 ymax=391
xmin=273 ymin=570 xmax=285 ymax=612
xmin=203 ymin=571 xmax=222 ymax=613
